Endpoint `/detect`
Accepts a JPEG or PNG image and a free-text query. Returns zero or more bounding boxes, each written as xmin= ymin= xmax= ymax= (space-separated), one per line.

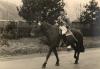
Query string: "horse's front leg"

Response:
xmin=52 ymin=48 xmax=60 ymax=66
xmin=42 ymin=48 xmax=52 ymax=68
xmin=74 ymin=51 xmax=80 ymax=64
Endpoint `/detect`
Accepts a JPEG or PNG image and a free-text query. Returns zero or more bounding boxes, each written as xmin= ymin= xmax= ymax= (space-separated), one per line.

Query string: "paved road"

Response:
xmin=0 ymin=48 xmax=100 ymax=69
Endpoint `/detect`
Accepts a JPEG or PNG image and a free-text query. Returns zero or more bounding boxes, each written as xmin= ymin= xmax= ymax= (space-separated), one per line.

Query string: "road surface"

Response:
xmin=0 ymin=48 xmax=100 ymax=69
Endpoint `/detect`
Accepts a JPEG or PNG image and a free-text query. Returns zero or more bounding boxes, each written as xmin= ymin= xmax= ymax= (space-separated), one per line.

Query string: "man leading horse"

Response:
xmin=37 ymin=9 xmax=85 ymax=68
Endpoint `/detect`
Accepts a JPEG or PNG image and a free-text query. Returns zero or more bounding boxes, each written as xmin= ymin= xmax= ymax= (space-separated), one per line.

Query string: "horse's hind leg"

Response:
xmin=52 ymin=48 xmax=60 ymax=66
xmin=71 ymin=44 xmax=77 ymax=58
xmin=71 ymin=44 xmax=80 ymax=64
xmin=74 ymin=51 xmax=80 ymax=64
xmin=74 ymin=51 xmax=77 ymax=59
xmin=42 ymin=48 xmax=52 ymax=68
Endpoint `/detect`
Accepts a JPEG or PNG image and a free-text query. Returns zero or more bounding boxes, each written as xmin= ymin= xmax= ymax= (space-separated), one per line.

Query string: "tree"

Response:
xmin=79 ymin=0 xmax=100 ymax=36
xmin=17 ymin=0 xmax=65 ymax=25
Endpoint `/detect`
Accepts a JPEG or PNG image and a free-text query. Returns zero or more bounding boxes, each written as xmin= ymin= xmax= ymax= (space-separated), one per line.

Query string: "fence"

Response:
xmin=0 ymin=20 xmax=35 ymax=39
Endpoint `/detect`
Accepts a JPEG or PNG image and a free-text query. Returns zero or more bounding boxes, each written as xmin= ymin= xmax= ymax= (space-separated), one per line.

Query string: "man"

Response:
xmin=58 ymin=22 xmax=78 ymax=48
xmin=58 ymin=10 xmax=78 ymax=47
xmin=59 ymin=22 xmax=72 ymax=36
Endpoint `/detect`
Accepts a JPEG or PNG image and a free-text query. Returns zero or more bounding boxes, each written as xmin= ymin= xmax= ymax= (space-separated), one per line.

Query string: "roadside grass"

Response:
xmin=0 ymin=36 xmax=100 ymax=56
xmin=84 ymin=36 xmax=100 ymax=48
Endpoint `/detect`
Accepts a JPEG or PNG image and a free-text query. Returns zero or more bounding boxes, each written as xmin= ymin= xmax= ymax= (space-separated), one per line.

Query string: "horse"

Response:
xmin=37 ymin=21 xmax=85 ymax=68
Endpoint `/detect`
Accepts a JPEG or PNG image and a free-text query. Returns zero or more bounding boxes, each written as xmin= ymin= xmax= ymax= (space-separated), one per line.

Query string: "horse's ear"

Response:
xmin=38 ymin=21 xmax=41 ymax=26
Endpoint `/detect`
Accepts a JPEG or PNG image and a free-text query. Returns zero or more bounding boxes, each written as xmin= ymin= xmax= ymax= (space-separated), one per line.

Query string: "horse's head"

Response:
xmin=37 ymin=21 xmax=49 ymax=36
xmin=37 ymin=21 xmax=51 ymax=31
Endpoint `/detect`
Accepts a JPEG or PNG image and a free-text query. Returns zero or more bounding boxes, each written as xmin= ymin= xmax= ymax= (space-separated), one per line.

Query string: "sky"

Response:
xmin=1 ymin=0 xmax=22 ymax=6
xmin=64 ymin=0 xmax=100 ymax=21
xmin=1 ymin=0 xmax=100 ymax=21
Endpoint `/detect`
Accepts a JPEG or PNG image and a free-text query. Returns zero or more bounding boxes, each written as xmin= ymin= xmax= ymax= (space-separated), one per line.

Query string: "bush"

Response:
xmin=3 ymin=21 xmax=17 ymax=39
xmin=3 ymin=21 xmax=32 ymax=39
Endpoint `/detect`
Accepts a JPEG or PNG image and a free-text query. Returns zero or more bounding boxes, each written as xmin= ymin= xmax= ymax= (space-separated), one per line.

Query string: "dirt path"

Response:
xmin=0 ymin=48 xmax=100 ymax=69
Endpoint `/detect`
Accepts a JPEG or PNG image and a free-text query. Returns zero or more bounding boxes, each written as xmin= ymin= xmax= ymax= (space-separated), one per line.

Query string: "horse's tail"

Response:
xmin=77 ymin=39 xmax=85 ymax=52
xmin=73 ymin=30 xmax=85 ymax=52
xmin=76 ymin=33 xmax=85 ymax=52
xmin=69 ymin=29 xmax=85 ymax=52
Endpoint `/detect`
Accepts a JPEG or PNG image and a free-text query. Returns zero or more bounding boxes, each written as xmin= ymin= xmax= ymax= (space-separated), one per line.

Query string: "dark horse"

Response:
xmin=38 ymin=22 xmax=85 ymax=68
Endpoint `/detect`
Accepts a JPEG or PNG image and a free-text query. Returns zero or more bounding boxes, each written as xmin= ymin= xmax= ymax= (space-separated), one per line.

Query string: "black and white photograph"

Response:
xmin=0 ymin=0 xmax=100 ymax=69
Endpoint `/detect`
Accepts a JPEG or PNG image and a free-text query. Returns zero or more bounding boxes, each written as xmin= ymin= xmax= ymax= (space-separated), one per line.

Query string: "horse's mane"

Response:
xmin=40 ymin=22 xmax=60 ymax=46
xmin=41 ymin=22 xmax=59 ymax=33
xmin=41 ymin=22 xmax=51 ymax=30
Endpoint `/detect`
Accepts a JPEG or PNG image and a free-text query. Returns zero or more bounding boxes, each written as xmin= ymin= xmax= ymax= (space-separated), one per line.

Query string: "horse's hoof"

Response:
xmin=42 ymin=63 xmax=46 ymax=69
xmin=74 ymin=62 xmax=79 ymax=64
xmin=42 ymin=65 xmax=46 ymax=69
xmin=74 ymin=56 xmax=77 ymax=59
xmin=55 ymin=63 xmax=60 ymax=66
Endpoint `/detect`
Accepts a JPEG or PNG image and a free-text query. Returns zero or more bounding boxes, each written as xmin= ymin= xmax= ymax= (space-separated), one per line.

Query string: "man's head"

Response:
xmin=59 ymin=22 xmax=64 ymax=26
xmin=60 ymin=9 xmax=65 ymax=15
